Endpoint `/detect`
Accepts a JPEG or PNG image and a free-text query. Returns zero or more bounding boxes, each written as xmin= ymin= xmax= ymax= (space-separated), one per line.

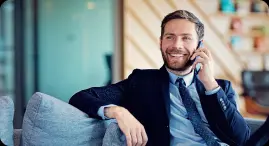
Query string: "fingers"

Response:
xmin=127 ymin=126 xmax=147 ymax=146
xmin=134 ymin=126 xmax=147 ymax=146
xmin=136 ymin=128 xmax=143 ymax=146
xmin=191 ymin=47 xmax=212 ymax=60
xmin=124 ymin=127 xmax=146 ymax=146
xmin=141 ymin=127 xmax=148 ymax=146
xmin=125 ymin=132 xmax=132 ymax=146
xmin=201 ymin=47 xmax=212 ymax=59
xmin=116 ymin=108 xmax=148 ymax=146
xmin=131 ymin=130 xmax=138 ymax=146
xmin=192 ymin=57 xmax=205 ymax=70
xmin=191 ymin=51 xmax=209 ymax=61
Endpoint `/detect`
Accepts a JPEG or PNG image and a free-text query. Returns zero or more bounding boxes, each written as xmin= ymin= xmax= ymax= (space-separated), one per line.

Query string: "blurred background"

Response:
xmin=0 ymin=0 xmax=268 ymax=128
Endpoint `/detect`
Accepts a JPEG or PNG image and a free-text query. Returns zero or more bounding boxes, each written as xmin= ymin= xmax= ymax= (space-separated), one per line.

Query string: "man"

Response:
xmin=69 ymin=10 xmax=268 ymax=146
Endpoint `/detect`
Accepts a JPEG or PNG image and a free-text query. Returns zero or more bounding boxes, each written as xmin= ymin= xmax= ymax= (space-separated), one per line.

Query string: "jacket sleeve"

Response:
xmin=69 ymin=69 xmax=137 ymax=119
xmin=200 ymin=80 xmax=251 ymax=146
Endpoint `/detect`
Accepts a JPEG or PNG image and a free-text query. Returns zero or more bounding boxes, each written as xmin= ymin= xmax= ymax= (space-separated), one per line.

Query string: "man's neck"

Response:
xmin=166 ymin=67 xmax=193 ymax=76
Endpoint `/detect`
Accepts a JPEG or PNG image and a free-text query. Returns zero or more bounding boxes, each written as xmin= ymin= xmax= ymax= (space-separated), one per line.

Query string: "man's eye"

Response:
xmin=183 ymin=37 xmax=192 ymax=40
xmin=166 ymin=36 xmax=173 ymax=40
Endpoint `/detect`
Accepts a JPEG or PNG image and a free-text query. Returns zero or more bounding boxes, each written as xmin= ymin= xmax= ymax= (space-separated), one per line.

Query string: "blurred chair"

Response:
xmin=241 ymin=70 xmax=269 ymax=114
xmin=105 ymin=54 xmax=112 ymax=86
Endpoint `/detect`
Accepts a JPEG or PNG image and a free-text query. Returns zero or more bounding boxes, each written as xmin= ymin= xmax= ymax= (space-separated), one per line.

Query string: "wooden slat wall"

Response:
xmin=123 ymin=0 xmax=244 ymax=92
xmin=123 ymin=0 xmax=267 ymax=119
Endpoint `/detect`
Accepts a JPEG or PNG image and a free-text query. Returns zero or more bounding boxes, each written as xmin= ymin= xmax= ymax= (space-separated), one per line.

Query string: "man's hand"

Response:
xmin=190 ymin=47 xmax=218 ymax=91
xmin=105 ymin=106 xmax=148 ymax=146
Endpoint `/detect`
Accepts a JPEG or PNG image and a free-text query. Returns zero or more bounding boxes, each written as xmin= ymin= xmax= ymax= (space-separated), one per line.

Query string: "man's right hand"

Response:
xmin=104 ymin=106 xmax=148 ymax=146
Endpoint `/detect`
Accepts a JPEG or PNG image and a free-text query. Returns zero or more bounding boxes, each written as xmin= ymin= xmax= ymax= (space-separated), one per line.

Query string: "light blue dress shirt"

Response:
xmin=97 ymin=70 xmax=229 ymax=146
xmin=167 ymin=70 xmax=228 ymax=146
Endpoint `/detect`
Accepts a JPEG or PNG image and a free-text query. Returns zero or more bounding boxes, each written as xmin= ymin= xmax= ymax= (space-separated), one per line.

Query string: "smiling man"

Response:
xmin=69 ymin=10 xmax=269 ymax=146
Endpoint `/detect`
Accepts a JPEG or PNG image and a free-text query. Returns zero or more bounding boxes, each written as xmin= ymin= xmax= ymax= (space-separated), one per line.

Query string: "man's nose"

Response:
xmin=172 ymin=37 xmax=183 ymax=49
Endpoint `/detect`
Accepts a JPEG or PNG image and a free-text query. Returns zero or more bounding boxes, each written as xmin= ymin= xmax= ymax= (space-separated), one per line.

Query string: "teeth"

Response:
xmin=170 ymin=54 xmax=184 ymax=57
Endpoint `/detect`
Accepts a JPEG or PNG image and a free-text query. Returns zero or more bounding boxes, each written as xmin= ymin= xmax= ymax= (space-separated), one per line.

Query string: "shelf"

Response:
xmin=227 ymin=31 xmax=269 ymax=38
xmin=211 ymin=12 xmax=269 ymax=20
xmin=233 ymin=50 xmax=269 ymax=55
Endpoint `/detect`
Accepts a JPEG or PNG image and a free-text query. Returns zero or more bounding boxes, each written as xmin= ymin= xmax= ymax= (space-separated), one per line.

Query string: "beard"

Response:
xmin=161 ymin=48 xmax=193 ymax=72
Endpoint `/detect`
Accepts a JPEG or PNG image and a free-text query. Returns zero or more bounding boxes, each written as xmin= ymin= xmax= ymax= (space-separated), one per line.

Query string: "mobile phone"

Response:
xmin=190 ymin=40 xmax=202 ymax=65
xmin=190 ymin=40 xmax=203 ymax=72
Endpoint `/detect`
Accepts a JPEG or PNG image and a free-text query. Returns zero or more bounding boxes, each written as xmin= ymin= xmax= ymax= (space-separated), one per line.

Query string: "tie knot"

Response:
xmin=176 ymin=78 xmax=186 ymax=87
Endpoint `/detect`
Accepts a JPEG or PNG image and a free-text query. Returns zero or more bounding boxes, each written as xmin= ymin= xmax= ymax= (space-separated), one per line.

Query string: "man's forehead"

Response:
xmin=165 ymin=19 xmax=196 ymax=27
xmin=164 ymin=20 xmax=196 ymax=33
xmin=164 ymin=32 xmax=193 ymax=36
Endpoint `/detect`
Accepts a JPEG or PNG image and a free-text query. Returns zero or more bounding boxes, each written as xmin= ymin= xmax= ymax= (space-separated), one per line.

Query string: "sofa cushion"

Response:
xmin=0 ymin=96 xmax=14 ymax=146
xmin=21 ymin=92 xmax=107 ymax=146
xmin=245 ymin=118 xmax=266 ymax=135
xmin=102 ymin=122 xmax=126 ymax=146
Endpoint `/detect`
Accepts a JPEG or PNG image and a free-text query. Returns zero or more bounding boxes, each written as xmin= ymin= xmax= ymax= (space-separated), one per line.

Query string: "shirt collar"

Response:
xmin=166 ymin=68 xmax=194 ymax=87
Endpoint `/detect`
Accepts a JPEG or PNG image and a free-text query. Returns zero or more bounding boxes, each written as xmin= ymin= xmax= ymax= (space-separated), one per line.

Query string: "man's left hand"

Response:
xmin=190 ymin=47 xmax=219 ymax=91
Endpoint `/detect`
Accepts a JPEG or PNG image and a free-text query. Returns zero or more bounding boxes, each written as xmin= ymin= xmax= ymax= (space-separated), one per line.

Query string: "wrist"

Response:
xmin=203 ymin=79 xmax=219 ymax=91
xmin=105 ymin=106 xmax=125 ymax=119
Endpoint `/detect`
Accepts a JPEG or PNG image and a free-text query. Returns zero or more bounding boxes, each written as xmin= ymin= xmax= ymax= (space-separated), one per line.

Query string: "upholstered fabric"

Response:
xmin=102 ymin=122 xmax=126 ymax=146
xmin=245 ymin=118 xmax=266 ymax=135
xmin=7 ymin=92 xmax=266 ymax=146
xmin=21 ymin=92 xmax=107 ymax=146
xmin=0 ymin=96 xmax=14 ymax=146
xmin=14 ymin=117 xmax=266 ymax=146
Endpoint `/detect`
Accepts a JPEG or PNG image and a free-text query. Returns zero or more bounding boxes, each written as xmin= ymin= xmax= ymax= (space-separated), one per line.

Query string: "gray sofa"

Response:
xmin=1 ymin=92 xmax=266 ymax=146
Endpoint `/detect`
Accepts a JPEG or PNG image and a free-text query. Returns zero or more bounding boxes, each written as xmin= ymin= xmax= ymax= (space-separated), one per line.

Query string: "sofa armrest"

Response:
xmin=244 ymin=118 xmax=265 ymax=135
xmin=13 ymin=129 xmax=22 ymax=146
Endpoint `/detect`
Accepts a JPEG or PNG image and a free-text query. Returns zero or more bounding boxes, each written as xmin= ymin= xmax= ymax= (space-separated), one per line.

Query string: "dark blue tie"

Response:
xmin=176 ymin=78 xmax=220 ymax=146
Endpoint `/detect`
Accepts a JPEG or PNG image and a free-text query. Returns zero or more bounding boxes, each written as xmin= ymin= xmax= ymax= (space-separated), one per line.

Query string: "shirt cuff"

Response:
xmin=205 ymin=86 xmax=221 ymax=95
xmin=97 ymin=104 xmax=117 ymax=120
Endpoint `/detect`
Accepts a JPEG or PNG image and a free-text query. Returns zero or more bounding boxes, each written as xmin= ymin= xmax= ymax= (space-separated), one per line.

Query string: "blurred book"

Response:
xmin=230 ymin=35 xmax=244 ymax=50
xmin=220 ymin=0 xmax=236 ymax=13
xmin=235 ymin=0 xmax=250 ymax=15
xmin=250 ymin=0 xmax=269 ymax=13
xmin=230 ymin=17 xmax=243 ymax=33
xmin=251 ymin=26 xmax=269 ymax=52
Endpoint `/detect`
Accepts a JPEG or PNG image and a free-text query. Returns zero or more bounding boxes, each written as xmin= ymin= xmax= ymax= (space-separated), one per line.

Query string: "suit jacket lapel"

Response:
xmin=194 ymin=74 xmax=206 ymax=97
xmin=194 ymin=73 xmax=216 ymax=125
xmin=159 ymin=65 xmax=171 ymax=119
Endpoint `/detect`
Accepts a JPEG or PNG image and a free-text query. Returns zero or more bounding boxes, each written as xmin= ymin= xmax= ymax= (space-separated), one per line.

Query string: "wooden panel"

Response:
xmin=146 ymin=0 xmax=174 ymax=18
xmin=125 ymin=38 xmax=155 ymax=69
xmin=122 ymin=0 xmax=269 ymax=118
xmin=126 ymin=0 xmax=160 ymax=42
xmin=123 ymin=0 xmax=244 ymax=87
xmin=124 ymin=11 xmax=162 ymax=68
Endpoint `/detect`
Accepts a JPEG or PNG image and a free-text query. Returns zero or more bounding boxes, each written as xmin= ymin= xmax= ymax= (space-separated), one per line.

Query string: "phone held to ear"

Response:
xmin=191 ymin=40 xmax=203 ymax=73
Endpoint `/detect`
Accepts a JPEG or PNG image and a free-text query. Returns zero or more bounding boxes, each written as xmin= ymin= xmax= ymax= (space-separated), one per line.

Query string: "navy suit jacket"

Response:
xmin=69 ymin=65 xmax=251 ymax=146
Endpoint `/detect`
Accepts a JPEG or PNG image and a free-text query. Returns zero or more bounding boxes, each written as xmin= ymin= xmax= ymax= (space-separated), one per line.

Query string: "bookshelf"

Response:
xmin=211 ymin=12 xmax=269 ymax=20
xmin=217 ymin=0 xmax=269 ymax=71
xmin=216 ymin=0 xmax=269 ymax=118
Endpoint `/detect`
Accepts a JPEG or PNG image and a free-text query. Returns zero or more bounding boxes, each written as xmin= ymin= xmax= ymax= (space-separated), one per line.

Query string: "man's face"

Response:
xmin=160 ymin=19 xmax=199 ymax=71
